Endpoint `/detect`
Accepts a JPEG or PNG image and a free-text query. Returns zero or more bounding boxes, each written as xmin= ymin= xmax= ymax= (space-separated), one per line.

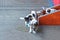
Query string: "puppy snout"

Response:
xmin=34 ymin=22 xmax=38 ymax=26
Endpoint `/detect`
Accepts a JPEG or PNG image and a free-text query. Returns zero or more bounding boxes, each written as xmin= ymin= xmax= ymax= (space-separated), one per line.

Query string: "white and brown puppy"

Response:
xmin=20 ymin=11 xmax=38 ymax=34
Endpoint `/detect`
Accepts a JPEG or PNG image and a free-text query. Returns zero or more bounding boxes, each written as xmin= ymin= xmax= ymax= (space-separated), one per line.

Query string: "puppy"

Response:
xmin=25 ymin=13 xmax=38 ymax=33
xmin=20 ymin=12 xmax=38 ymax=34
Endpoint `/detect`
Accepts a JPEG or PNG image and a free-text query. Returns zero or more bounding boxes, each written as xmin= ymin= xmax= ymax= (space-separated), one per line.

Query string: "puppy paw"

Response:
xmin=29 ymin=31 xmax=32 ymax=33
xmin=33 ymin=31 xmax=36 ymax=34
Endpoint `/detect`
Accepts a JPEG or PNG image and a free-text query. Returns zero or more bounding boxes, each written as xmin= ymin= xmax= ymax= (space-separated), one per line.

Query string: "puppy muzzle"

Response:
xmin=34 ymin=22 xmax=38 ymax=26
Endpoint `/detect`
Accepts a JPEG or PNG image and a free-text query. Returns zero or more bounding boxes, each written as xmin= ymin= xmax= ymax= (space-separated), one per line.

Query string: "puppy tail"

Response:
xmin=20 ymin=17 xmax=24 ymax=20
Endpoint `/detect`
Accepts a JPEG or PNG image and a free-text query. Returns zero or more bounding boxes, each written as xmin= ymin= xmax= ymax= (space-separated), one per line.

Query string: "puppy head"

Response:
xmin=34 ymin=22 xmax=38 ymax=26
xmin=24 ymin=14 xmax=33 ymax=22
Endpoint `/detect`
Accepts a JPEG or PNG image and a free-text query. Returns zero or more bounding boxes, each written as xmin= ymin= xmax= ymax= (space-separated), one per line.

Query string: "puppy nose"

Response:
xmin=34 ymin=22 xmax=38 ymax=26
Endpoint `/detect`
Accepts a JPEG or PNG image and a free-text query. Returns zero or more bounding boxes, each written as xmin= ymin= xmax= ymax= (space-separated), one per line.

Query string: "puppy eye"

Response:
xmin=32 ymin=14 xmax=35 ymax=17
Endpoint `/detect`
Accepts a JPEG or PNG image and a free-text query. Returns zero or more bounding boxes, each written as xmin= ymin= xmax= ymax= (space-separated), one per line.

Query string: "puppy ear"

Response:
xmin=24 ymin=17 xmax=29 ymax=20
xmin=20 ymin=17 xmax=24 ymax=20
xmin=32 ymin=14 xmax=35 ymax=17
xmin=24 ymin=17 xmax=26 ymax=20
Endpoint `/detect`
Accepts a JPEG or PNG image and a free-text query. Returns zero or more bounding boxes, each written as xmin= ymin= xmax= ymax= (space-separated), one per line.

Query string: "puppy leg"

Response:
xmin=29 ymin=26 xmax=32 ymax=33
xmin=33 ymin=30 xmax=36 ymax=34
xmin=32 ymin=26 xmax=36 ymax=34
xmin=35 ymin=26 xmax=38 ymax=32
